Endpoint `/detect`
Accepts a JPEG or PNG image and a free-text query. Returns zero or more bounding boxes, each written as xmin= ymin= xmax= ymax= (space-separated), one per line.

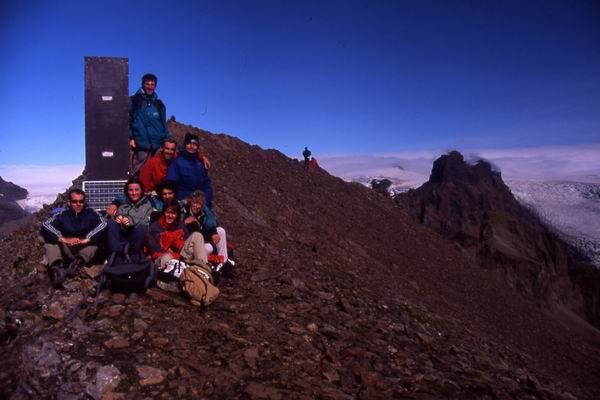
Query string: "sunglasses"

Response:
xmin=70 ymin=200 xmax=84 ymax=204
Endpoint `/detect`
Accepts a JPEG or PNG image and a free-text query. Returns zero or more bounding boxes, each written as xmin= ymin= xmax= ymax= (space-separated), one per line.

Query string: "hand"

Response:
xmin=129 ymin=139 xmax=136 ymax=149
xmin=121 ymin=216 xmax=131 ymax=226
xmin=60 ymin=237 xmax=81 ymax=246
xmin=211 ymin=234 xmax=220 ymax=245
xmin=184 ymin=216 xmax=196 ymax=225
xmin=201 ymin=155 xmax=211 ymax=170
xmin=114 ymin=215 xmax=124 ymax=224
xmin=106 ymin=204 xmax=117 ymax=217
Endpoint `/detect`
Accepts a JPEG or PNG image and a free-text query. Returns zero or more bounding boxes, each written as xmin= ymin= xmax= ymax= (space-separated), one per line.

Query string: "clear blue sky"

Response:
xmin=1 ymin=0 xmax=599 ymax=165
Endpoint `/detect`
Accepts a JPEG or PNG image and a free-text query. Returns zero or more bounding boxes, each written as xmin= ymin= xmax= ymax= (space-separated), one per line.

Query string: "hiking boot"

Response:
xmin=49 ymin=261 xmax=67 ymax=288
xmin=66 ymin=257 xmax=85 ymax=278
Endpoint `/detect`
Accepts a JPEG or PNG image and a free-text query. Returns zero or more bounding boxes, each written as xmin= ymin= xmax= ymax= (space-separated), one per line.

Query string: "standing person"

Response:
xmin=129 ymin=73 xmax=171 ymax=173
xmin=302 ymin=147 xmax=311 ymax=171
xmin=310 ymin=157 xmax=319 ymax=170
xmin=167 ymin=133 xmax=213 ymax=208
xmin=41 ymin=188 xmax=107 ymax=287
xmin=106 ymin=179 xmax=153 ymax=262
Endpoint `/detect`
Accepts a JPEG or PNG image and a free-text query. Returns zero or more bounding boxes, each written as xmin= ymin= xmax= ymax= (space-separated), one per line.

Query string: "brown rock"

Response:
xmin=244 ymin=347 xmax=259 ymax=368
xmin=136 ymin=365 xmax=166 ymax=386
xmin=103 ymin=338 xmax=129 ymax=349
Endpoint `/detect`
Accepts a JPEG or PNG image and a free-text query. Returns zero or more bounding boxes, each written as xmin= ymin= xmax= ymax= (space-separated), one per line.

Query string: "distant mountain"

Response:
xmin=0 ymin=176 xmax=29 ymax=232
xmin=396 ymin=151 xmax=600 ymax=327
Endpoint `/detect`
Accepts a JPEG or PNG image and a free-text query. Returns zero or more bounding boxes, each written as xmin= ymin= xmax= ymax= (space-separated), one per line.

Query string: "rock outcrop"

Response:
xmin=0 ymin=128 xmax=599 ymax=399
xmin=396 ymin=151 xmax=600 ymax=327
xmin=0 ymin=177 xmax=29 ymax=235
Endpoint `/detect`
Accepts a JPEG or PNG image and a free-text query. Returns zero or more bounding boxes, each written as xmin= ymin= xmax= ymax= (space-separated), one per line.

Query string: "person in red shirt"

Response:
xmin=139 ymin=138 xmax=177 ymax=194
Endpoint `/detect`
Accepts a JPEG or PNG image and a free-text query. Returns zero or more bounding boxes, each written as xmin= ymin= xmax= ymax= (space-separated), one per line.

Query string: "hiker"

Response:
xmin=41 ymin=188 xmax=107 ymax=287
xmin=139 ymin=137 xmax=212 ymax=195
xmin=129 ymin=73 xmax=171 ymax=173
xmin=106 ymin=178 xmax=153 ymax=262
xmin=183 ymin=190 xmax=228 ymax=262
xmin=302 ymin=147 xmax=311 ymax=171
xmin=167 ymin=132 xmax=213 ymax=208
xmin=310 ymin=157 xmax=319 ymax=170
xmin=147 ymin=199 xmax=208 ymax=269
xmin=149 ymin=181 xmax=182 ymax=224
xmin=139 ymin=138 xmax=177 ymax=193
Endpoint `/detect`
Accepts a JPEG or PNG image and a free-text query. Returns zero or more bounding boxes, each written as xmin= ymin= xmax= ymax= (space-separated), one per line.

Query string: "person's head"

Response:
xmin=162 ymin=199 xmax=181 ymax=225
xmin=141 ymin=73 xmax=157 ymax=96
xmin=124 ymin=178 xmax=144 ymax=203
xmin=161 ymin=138 xmax=177 ymax=160
xmin=67 ymin=188 xmax=85 ymax=213
xmin=189 ymin=190 xmax=205 ymax=213
xmin=183 ymin=132 xmax=199 ymax=155
xmin=157 ymin=181 xmax=177 ymax=202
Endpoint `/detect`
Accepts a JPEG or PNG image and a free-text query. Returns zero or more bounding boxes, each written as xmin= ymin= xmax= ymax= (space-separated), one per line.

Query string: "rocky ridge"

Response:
xmin=0 ymin=124 xmax=599 ymax=399
xmin=396 ymin=151 xmax=600 ymax=327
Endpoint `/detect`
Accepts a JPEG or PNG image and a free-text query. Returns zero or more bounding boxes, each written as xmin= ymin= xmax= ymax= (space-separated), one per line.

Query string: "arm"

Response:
xmin=84 ymin=211 xmax=107 ymax=245
xmin=40 ymin=213 xmax=63 ymax=244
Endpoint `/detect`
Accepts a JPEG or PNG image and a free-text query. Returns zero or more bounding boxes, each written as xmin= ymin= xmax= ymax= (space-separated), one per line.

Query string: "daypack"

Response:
xmin=180 ymin=259 xmax=220 ymax=307
xmin=97 ymin=250 xmax=157 ymax=295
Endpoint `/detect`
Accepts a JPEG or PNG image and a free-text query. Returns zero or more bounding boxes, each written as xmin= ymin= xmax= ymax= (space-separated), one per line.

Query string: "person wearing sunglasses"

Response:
xmin=41 ymin=188 xmax=107 ymax=287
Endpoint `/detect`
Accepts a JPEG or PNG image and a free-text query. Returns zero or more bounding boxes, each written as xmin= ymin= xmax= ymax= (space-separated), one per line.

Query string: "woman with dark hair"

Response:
xmin=106 ymin=178 xmax=153 ymax=261
xmin=147 ymin=199 xmax=208 ymax=270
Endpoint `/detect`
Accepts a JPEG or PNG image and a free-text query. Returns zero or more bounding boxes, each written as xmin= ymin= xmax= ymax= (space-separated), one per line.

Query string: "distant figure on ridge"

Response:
xmin=167 ymin=132 xmax=213 ymax=208
xmin=129 ymin=73 xmax=171 ymax=173
xmin=302 ymin=147 xmax=312 ymax=171
xmin=41 ymin=188 xmax=107 ymax=287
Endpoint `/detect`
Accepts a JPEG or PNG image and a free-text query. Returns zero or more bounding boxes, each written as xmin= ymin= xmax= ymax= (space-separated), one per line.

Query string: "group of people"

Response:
xmin=302 ymin=146 xmax=318 ymax=171
xmin=42 ymin=73 xmax=229 ymax=287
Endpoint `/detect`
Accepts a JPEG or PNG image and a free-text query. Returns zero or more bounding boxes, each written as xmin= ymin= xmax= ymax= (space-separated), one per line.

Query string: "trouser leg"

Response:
xmin=73 ymin=245 xmax=98 ymax=264
xmin=44 ymin=243 xmax=63 ymax=266
xmin=215 ymin=227 xmax=228 ymax=262
xmin=181 ymin=232 xmax=207 ymax=263
xmin=107 ymin=219 xmax=124 ymax=254
xmin=132 ymin=150 xmax=151 ymax=175
xmin=127 ymin=224 xmax=148 ymax=255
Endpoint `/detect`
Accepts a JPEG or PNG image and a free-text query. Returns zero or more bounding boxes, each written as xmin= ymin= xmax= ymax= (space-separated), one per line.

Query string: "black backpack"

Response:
xmin=96 ymin=249 xmax=157 ymax=295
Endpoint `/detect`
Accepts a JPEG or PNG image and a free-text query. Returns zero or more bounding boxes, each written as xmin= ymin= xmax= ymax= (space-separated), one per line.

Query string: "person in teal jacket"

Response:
xmin=129 ymin=73 xmax=171 ymax=172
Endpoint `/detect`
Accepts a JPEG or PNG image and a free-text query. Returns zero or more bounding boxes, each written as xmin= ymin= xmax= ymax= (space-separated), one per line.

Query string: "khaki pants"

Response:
xmin=155 ymin=232 xmax=207 ymax=269
xmin=44 ymin=242 xmax=98 ymax=266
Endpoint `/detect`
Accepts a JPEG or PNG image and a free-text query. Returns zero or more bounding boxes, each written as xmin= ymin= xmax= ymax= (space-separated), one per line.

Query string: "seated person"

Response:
xmin=147 ymin=199 xmax=208 ymax=269
xmin=183 ymin=190 xmax=228 ymax=263
xmin=167 ymin=132 xmax=213 ymax=208
xmin=106 ymin=178 xmax=153 ymax=262
xmin=150 ymin=181 xmax=179 ymax=214
xmin=41 ymin=188 xmax=107 ymax=287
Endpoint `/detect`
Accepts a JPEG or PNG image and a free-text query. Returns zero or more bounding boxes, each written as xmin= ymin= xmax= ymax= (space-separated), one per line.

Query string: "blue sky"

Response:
xmin=1 ymin=0 xmax=599 ymax=166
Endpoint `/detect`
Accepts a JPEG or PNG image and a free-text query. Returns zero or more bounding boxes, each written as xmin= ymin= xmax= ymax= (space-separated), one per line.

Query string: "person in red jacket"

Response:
xmin=147 ymin=199 xmax=208 ymax=269
xmin=139 ymin=138 xmax=177 ymax=194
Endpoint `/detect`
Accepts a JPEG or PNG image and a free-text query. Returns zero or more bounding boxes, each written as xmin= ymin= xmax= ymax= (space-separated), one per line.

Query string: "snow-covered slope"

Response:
xmin=507 ymin=180 xmax=600 ymax=265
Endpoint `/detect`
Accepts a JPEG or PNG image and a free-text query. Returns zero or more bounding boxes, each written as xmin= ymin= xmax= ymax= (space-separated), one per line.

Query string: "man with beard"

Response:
xmin=41 ymin=188 xmax=106 ymax=287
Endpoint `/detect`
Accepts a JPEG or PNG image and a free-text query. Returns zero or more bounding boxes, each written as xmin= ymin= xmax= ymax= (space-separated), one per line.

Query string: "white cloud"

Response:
xmin=319 ymin=144 xmax=600 ymax=185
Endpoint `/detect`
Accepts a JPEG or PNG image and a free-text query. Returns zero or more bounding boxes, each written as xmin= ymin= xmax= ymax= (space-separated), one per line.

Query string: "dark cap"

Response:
xmin=184 ymin=132 xmax=199 ymax=146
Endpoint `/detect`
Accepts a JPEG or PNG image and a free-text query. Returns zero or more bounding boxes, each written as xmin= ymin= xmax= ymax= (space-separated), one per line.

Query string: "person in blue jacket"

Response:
xmin=41 ymin=188 xmax=107 ymax=287
xmin=129 ymin=73 xmax=171 ymax=172
xmin=167 ymin=132 xmax=213 ymax=208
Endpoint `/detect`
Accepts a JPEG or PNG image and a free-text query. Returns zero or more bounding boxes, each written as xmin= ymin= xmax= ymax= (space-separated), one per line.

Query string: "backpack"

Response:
xmin=97 ymin=250 xmax=157 ymax=295
xmin=180 ymin=259 xmax=220 ymax=307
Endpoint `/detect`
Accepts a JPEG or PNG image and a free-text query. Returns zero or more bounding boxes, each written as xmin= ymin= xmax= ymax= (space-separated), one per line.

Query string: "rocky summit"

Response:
xmin=396 ymin=151 xmax=600 ymax=328
xmin=0 ymin=177 xmax=30 ymax=237
xmin=1 ymin=123 xmax=599 ymax=399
